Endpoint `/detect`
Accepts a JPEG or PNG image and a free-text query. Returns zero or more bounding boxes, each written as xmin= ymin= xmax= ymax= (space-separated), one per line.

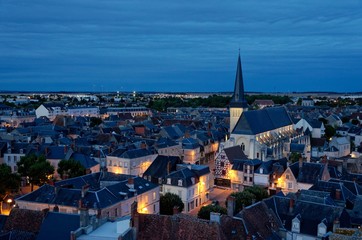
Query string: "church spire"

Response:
xmin=230 ymin=53 xmax=248 ymax=108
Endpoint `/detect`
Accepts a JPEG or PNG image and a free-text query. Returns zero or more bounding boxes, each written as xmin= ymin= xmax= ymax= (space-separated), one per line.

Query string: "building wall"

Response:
xmin=107 ymin=154 xmax=157 ymax=176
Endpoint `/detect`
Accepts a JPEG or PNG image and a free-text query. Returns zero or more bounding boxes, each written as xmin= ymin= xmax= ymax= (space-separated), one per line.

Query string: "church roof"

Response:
xmin=232 ymin=106 xmax=293 ymax=135
xmin=230 ymin=54 xmax=248 ymax=108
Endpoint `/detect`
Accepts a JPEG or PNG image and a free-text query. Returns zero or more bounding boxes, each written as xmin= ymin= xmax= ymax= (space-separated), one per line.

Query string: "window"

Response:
xmin=167 ymin=178 xmax=171 ymax=184
xmin=153 ymin=204 xmax=156 ymax=213
xmin=145 ymin=195 xmax=149 ymax=204
xmin=249 ymin=177 xmax=253 ymax=182
xmin=153 ymin=191 xmax=156 ymax=200
xmin=244 ymin=176 xmax=247 ymax=182
xmin=119 ymin=162 xmax=123 ymax=167
xmin=158 ymin=178 xmax=163 ymax=184
xmin=286 ymin=174 xmax=290 ymax=180
xmin=256 ymin=152 xmax=259 ymax=159
xmin=178 ymin=179 xmax=183 ymax=186
xmin=288 ymin=182 xmax=293 ymax=189
xmin=109 ymin=160 xmax=112 ymax=166
xmin=114 ymin=208 xmax=118 ymax=217
xmin=241 ymin=143 xmax=245 ymax=151
xmin=124 ymin=162 xmax=128 ymax=168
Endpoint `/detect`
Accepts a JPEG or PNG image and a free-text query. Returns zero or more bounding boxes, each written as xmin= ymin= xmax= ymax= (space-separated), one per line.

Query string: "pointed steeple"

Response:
xmin=230 ymin=53 xmax=248 ymax=108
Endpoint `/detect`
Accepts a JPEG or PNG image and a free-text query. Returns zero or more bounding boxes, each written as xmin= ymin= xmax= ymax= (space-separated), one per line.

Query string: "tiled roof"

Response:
xmin=137 ymin=213 xmax=245 ymax=240
xmin=3 ymin=208 xmax=46 ymax=234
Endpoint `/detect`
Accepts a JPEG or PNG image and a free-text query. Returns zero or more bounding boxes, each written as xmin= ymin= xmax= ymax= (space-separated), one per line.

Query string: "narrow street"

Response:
xmin=188 ymin=187 xmax=234 ymax=216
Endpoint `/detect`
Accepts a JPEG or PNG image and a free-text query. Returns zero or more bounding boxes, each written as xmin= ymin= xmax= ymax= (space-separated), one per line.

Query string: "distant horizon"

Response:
xmin=1 ymin=90 xmax=362 ymax=95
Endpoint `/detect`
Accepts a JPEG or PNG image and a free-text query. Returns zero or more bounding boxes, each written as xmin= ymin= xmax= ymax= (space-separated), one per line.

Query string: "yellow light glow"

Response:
xmin=7 ymin=199 xmax=12 ymax=204
xmin=142 ymin=207 xmax=148 ymax=213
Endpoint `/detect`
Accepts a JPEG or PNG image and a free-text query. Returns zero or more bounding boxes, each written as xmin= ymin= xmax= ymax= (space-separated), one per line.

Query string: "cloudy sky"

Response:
xmin=1 ymin=0 xmax=361 ymax=92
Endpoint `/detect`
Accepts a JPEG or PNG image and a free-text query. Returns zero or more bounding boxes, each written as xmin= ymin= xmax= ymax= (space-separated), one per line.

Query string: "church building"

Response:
xmin=215 ymin=54 xmax=309 ymax=187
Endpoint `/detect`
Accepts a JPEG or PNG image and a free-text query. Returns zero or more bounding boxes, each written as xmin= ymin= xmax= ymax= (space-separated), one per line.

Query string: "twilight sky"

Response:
xmin=1 ymin=0 xmax=362 ymax=92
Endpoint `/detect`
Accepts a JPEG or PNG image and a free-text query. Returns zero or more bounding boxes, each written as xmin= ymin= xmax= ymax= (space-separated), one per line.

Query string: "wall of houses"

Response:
xmin=107 ymin=154 xmax=157 ymax=176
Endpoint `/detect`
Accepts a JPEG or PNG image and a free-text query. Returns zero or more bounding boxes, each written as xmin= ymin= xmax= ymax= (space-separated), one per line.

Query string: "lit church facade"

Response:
xmin=215 ymin=54 xmax=308 ymax=187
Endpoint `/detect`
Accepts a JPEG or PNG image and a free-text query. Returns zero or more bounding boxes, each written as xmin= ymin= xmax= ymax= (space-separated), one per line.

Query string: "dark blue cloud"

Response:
xmin=0 ymin=0 xmax=362 ymax=92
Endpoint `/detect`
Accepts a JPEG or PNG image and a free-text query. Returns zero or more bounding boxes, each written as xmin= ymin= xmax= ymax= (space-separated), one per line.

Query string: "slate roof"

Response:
xmin=70 ymin=152 xmax=99 ymax=169
xmin=16 ymin=173 xmax=158 ymax=210
xmin=155 ymin=137 xmax=178 ymax=149
xmin=3 ymin=208 xmax=46 ymax=234
xmin=223 ymin=145 xmax=248 ymax=164
xmin=36 ymin=212 xmax=80 ymax=240
xmin=143 ymin=155 xmax=182 ymax=180
xmin=264 ymin=195 xmax=350 ymax=237
xmin=164 ymin=167 xmax=198 ymax=187
xmin=181 ymin=138 xmax=199 ymax=149
xmin=229 ymin=54 xmax=248 ymax=109
xmin=289 ymin=162 xmax=326 ymax=184
xmin=237 ymin=201 xmax=282 ymax=240
xmin=232 ymin=107 xmax=293 ymax=135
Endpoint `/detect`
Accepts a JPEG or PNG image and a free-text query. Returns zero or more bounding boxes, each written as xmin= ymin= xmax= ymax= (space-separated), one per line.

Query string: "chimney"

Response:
xmin=167 ymin=160 xmax=172 ymax=175
xmin=227 ymin=196 xmax=235 ymax=217
xmin=335 ymin=189 xmax=341 ymax=200
xmin=173 ymin=206 xmax=180 ymax=215
xmin=79 ymin=207 xmax=89 ymax=227
xmin=141 ymin=142 xmax=147 ymax=149
xmin=298 ymin=156 xmax=303 ymax=169
xmin=53 ymin=205 xmax=59 ymax=212
xmin=130 ymin=201 xmax=139 ymax=237
xmin=81 ymin=184 xmax=90 ymax=198
xmin=289 ymin=198 xmax=295 ymax=214
xmin=127 ymin=177 xmax=135 ymax=189
xmin=210 ymin=212 xmax=221 ymax=224
xmin=333 ymin=218 xmax=340 ymax=232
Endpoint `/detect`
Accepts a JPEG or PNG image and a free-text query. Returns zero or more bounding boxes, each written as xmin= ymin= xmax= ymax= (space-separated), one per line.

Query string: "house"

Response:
xmin=15 ymin=172 xmax=160 ymax=218
xmin=142 ymin=155 xmax=182 ymax=191
xmin=163 ymin=164 xmax=211 ymax=213
xmin=264 ymin=194 xmax=351 ymax=239
xmin=311 ymin=138 xmax=327 ymax=158
xmin=130 ymin=201 xmax=247 ymax=240
xmin=254 ymin=158 xmax=288 ymax=194
xmin=326 ymin=114 xmax=343 ymax=128
xmin=181 ymin=138 xmax=201 ymax=164
xmin=277 ymin=161 xmax=330 ymax=193
xmin=294 ymin=118 xmax=325 ymax=138
xmin=252 ymin=99 xmax=275 ymax=109
xmin=3 ymin=143 xmax=27 ymax=173
xmin=214 ymin=145 xmax=248 ymax=188
xmin=107 ymin=148 xmax=157 ymax=176
xmin=328 ymin=137 xmax=351 ymax=158
xmin=229 ymin=159 xmax=262 ymax=191
xmin=36 ymin=103 xmax=66 ymax=120
xmin=155 ymin=137 xmax=181 ymax=157
xmin=301 ymin=98 xmax=315 ymax=107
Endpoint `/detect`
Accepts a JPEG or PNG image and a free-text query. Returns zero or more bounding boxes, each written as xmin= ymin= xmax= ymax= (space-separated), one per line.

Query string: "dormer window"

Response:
xmin=178 ymin=179 xmax=183 ymax=186
xmin=292 ymin=214 xmax=301 ymax=233
xmin=191 ymin=177 xmax=195 ymax=184
xmin=318 ymin=219 xmax=327 ymax=237
xmin=167 ymin=178 xmax=171 ymax=184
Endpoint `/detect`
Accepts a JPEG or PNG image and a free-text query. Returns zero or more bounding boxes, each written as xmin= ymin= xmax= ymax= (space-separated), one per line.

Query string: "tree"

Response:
xmin=324 ymin=125 xmax=336 ymax=141
xmin=160 ymin=193 xmax=184 ymax=215
xmin=17 ymin=154 xmax=54 ymax=191
xmin=289 ymin=152 xmax=302 ymax=164
xmin=228 ymin=186 xmax=269 ymax=214
xmin=197 ymin=204 xmax=227 ymax=220
xmin=90 ymin=117 xmax=103 ymax=127
xmin=0 ymin=164 xmax=21 ymax=200
xmin=58 ymin=159 xmax=86 ymax=179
